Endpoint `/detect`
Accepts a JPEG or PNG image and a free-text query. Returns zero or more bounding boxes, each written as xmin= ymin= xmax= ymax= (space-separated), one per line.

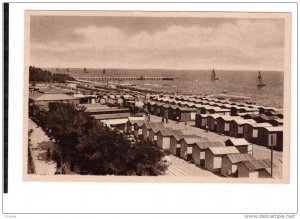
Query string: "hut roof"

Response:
xmin=209 ymin=146 xmax=240 ymax=155
xmin=39 ymin=87 xmax=71 ymax=94
xmin=159 ymin=129 xmax=183 ymax=137
xmin=150 ymin=123 xmax=167 ymax=133
xmin=225 ymin=138 xmax=250 ymax=146
xmin=251 ymin=123 xmax=273 ymax=128
xmin=128 ymin=117 xmax=145 ymax=125
xmin=226 ymin=153 xmax=256 ymax=164
xmin=263 ymin=126 xmax=284 ymax=132
xmin=218 ymin=115 xmax=239 ymax=121
xmin=172 ymin=134 xmax=198 ymax=141
xmin=92 ymin=113 xmax=132 ymax=120
xmin=233 ymin=118 xmax=256 ymax=125
xmin=197 ymin=114 xmax=209 ymax=118
xmin=194 ymin=141 xmax=224 ymax=150
xmin=134 ymin=120 xmax=145 ymax=128
xmin=241 ymin=159 xmax=271 ymax=170
xmin=207 ymin=114 xmax=221 ymax=119
xmin=143 ymin=122 xmax=161 ymax=129
xmin=182 ymin=137 xmax=209 ymax=145
xmin=29 ymin=93 xmax=76 ymax=101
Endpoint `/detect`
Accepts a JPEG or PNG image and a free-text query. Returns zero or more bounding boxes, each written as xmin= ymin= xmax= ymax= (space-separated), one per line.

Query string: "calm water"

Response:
xmin=46 ymin=68 xmax=284 ymax=108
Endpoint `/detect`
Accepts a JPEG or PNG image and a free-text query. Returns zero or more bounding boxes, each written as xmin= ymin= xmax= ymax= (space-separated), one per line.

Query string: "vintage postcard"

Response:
xmin=24 ymin=11 xmax=291 ymax=183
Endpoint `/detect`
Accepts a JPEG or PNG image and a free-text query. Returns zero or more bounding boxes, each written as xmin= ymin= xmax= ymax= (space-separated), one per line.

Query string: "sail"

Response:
xmin=211 ymin=69 xmax=215 ymax=80
xmin=103 ymin=69 xmax=106 ymax=74
xmin=257 ymin=71 xmax=265 ymax=87
xmin=211 ymin=68 xmax=218 ymax=80
xmin=257 ymin=71 xmax=262 ymax=85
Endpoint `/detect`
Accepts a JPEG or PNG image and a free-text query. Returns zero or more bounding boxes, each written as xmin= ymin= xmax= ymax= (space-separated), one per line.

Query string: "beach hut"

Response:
xmin=221 ymin=153 xmax=256 ymax=177
xmin=148 ymin=123 xmax=167 ymax=144
xmin=207 ymin=114 xmax=220 ymax=132
xmin=242 ymin=114 xmax=259 ymax=120
xmin=142 ymin=122 xmax=162 ymax=141
xmin=199 ymin=105 xmax=214 ymax=114
xmin=192 ymin=141 xmax=224 ymax=166
xmin=99 ymin=96 xmax=107 ymax=104
xmin=244 ymin=107 xmax=259 ymax=114
xmin=107 ymin=96 xmax=117 ymax=105
xmin=147 ymin=102 xmax=156 ymax=115
xmin=237 ymin=159 xmax=272 ymax=178
xmin=258 ymin=106 xmax=276 ymax=115
xmin=169 ymin=134 xmax=198 ymax=156
xmin=157 ymin=129 xmax=183 ymax=150
xmin=271 ymin=110 xmax=284 ymax=119
xmin=205 ymin=146 xmax=240 ymax=173
xmin=216 ymin=115 xmax=238 ymax=135
xmin=101 ymin=118 xmax=128 ymax=131
xmin=230 ymin=106 xmax=245 ymax=116
xmin=133 ymin=121 xmax=145 ymax=139
xmin=179 ymin=137 xmax=208 ymax=161
xmin=195 ymin=114 xmax=209 ymax=129
xmin=257 ymin=126 xmax=283 ymax=151
xmin=224 ymin=138 xmax=252 ymax=154
xmin=126 ymin=117 xmax=145 ymax=134
xmin=153 ymin=102 xmax=163 ymax=116
xmin=175 ymin=107 xmax=197 ymax=122
xmin=243 ymin=122 xmax=272 ymax=144
xmin=167 ymin=105 xmax=177 ymax=120
xmin=266 ymin=118 xmax=284 ymax=127
xmin=210 ymin=107 xmax=231 ymax=115
xmin=160 ymin=104 xmax=170 ymax=119
xmin=229 ymin=119 xmax=256 ymax=138
xmin=116 ymin=97 xmax=124 ymax=106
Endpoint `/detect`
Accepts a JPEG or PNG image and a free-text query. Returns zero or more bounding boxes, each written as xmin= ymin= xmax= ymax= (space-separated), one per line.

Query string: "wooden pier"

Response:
xmin=75 ymin=76 xmax=174 ymax=81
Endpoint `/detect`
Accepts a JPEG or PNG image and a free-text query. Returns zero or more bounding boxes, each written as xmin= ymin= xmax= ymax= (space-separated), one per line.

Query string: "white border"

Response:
xmin=2 ymin=2 xmax=298 ymax=216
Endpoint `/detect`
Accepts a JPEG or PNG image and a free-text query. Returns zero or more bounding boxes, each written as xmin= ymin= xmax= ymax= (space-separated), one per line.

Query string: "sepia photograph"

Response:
xmin=24 ymin=11 xmax=291 ymax=182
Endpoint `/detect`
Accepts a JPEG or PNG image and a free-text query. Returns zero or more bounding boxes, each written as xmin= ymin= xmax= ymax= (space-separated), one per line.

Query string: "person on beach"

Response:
xmin=185 ymin=121 xmax=187 ymax=130
xmin=205 ymin=124 xmax=209 ymax=132
xmin=166 ymin=117 xmax=168 ymax=123
xmin=176 ymin=116 xmax=179 ymax=123
xmin=161 ymin=117 xmax=165 ymax=123
xmin=147 ymin=114 xmax=150 ymax=122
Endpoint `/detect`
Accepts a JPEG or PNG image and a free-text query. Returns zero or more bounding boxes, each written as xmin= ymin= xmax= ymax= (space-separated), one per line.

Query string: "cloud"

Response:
xmin=30 ymin=17 xmax=285 ymax=70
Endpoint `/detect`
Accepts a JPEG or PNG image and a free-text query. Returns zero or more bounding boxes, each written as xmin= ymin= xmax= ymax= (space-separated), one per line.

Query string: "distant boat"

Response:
xmin=257 ymin=71 xmax=266 ymax=87
xmin=103 ymin=69 xmax=106 ymax=74
xmin=66 ymin=68 xmax=69 ymax=72
xmin=211 ymin=68 xmax=219 ymax=81
xmin=222 ymin=89 xmax=228 ymax=93
xmin=84 ymin=68 xmax=89 ymax=74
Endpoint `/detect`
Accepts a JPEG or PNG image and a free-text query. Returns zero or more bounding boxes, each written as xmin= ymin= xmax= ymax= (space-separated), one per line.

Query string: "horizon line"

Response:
xmin=30 ymin=65 xmax=284 ymax=72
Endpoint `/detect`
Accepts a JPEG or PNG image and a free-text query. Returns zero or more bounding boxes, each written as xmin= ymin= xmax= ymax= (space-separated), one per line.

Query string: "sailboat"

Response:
xmin=103 ymin=69 xmax=106 ymax=74
xmin=211 ymin=68 xmax=219 ymax=81
xmin=84 ymin=68 xmax=89 ymax=73
xmin=257 ymin=71 xmax=266 ymax=87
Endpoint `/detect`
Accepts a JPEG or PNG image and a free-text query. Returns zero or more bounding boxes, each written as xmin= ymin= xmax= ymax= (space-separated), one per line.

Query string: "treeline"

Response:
xmin=29 ymin=66 xmax=75 ymax=83
xmin=31 ymin=102 xmax=168 ymax=176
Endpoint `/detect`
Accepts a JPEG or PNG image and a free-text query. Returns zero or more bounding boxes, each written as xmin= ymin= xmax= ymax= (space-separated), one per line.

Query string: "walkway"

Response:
xmin=28 ymin=119 xmax=60 ymax=175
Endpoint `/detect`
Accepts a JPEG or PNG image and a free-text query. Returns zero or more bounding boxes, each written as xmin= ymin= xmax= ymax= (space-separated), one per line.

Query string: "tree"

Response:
xmin=32 ymin=102 xmax=167 ymax=176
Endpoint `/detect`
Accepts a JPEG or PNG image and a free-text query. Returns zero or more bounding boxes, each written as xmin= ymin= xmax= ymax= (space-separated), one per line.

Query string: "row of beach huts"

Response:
xmin=144 ymin=95 xmax=284 ymax=151
xmin=122 ymin=118 xmax=272 ymax=178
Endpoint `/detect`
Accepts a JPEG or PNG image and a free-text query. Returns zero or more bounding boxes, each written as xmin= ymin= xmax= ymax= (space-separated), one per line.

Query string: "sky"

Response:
xmin=30 ymin=15 xmax=285 ymax=71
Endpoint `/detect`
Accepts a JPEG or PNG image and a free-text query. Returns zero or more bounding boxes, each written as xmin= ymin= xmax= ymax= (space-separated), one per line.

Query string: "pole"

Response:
xmin=271 ymin=144 xmax=273 ymax=178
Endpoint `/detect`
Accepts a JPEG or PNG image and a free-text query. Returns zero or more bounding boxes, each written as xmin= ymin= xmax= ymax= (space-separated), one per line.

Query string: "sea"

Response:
xmin=45 ymin=68 xmax=284 ymax=108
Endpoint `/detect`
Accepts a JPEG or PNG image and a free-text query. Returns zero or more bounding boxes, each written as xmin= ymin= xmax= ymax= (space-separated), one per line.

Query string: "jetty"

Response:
xmin=75 ymin=76 xmax=174 ymax=81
